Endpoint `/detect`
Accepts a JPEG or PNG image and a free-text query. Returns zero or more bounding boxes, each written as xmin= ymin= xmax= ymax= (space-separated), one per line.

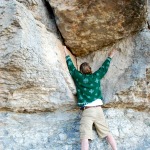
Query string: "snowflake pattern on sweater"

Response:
xmin=66 ymin=55 xmax=111 ymax=107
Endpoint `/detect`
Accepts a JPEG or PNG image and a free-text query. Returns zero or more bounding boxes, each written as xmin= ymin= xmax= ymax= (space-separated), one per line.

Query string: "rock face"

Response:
xmin=77 ymin=29 xmax=150 ymax=111
xmin=0 ymin=0 xmax=150 ymax=150
xmin=48 ymin=0 xmax=147 ymax=56
xmin=0 ymin=0 xmax=76 ymax=112
xmin=0 ymin=109 xmax=149 ymax=150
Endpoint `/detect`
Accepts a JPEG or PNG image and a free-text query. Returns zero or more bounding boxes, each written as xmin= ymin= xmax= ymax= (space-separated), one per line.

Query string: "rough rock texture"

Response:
xmin=0 ymin=0 xmax=77 ymax=112
xmin=0 ymin=0 xmax=150 ymax=150
xmin=148 ymin=0 xmax=150 ymax=22
xmin=0 ymin=109 xmax=149 ymax=150
xmin=77 ymin=29 xmax=150 ymax=111
xmin=16 ymin=0 xmax=57 ymax=34
xmin=48 ymin=0 xmax=147 ymax=56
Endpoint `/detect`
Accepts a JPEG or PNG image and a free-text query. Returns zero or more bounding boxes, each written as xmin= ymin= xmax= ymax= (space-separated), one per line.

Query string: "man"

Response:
xmin=64 ymin=46 xmax=117 ymax=150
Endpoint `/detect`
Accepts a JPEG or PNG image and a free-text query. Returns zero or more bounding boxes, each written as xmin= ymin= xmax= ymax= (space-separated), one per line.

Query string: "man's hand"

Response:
xmin=108 ymin=49 xmax=117 ymax=58
xmin=63 ymin=46 xmax=68 ymax=56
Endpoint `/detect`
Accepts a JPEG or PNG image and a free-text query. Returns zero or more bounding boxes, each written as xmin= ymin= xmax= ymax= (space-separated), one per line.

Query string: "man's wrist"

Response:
xmin=108 ymin=55 xmax=113 ymax=58
xmin=65 ymin=55 xmax=69 ymax=58
xmin=65 ymin=54 xmax=69 ymax=57
xmin=108 ymin=49 xmax=116 ymax=58
xmin=107 ymin=57 xmax=112 ymax=61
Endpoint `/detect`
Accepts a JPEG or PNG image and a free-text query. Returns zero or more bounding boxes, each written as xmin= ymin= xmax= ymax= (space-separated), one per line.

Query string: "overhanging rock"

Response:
xmin=48 ymin=0 xmax=146 ymax=56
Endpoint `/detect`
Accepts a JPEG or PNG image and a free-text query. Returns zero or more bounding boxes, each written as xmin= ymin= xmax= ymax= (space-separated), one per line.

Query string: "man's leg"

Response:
xmin=81 ymin=139 xmax=89 ymax=150
xmin=106 ymin=133 xmax=117 ymax=150
xmin=80 ymin=108 xmax=95 ymax=150
xmin=94 ymin=107 xmax=117 ymax=150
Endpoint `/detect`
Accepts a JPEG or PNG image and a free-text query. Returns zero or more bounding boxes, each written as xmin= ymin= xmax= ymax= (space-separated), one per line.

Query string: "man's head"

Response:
xmin=80 ymin=62 xmax=92 ymax=74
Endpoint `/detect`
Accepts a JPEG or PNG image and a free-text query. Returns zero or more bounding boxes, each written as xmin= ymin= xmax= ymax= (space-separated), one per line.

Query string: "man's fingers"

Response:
xmin=108 ymin=48 xmax=117 ymax=58
xmin=63 ymin=46 xmax=68 ymax=56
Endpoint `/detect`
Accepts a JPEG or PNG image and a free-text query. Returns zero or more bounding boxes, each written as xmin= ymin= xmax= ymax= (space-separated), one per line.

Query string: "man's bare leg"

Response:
xmin=106 ymin=133 xmax=117 ymax=150
xmin=81 ymin=139 xmax=89 ymax=150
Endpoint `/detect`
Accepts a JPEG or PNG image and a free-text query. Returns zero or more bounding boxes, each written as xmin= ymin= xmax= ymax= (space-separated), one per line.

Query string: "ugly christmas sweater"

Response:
xmin=66 ymin=55 xmax=112 ymax=107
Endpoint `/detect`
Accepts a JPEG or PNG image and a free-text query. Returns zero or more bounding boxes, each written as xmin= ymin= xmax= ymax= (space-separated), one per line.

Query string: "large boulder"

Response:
xmin=48 ymin=0 xmax=147 ymax=56
xmin=0 ymin=0 xmax=149 ymax=149
xmin=0 ymin=0 xmax=76 ymax=112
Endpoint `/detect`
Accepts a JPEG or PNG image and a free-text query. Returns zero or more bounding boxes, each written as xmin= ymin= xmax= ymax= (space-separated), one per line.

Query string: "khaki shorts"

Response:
xmin=80 ymin=106 xmax=110 ymax=140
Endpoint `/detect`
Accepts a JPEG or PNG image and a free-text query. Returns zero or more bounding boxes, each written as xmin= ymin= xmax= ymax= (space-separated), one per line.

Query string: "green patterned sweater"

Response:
xmin=66 ymin=55 xmax=112 ymax=107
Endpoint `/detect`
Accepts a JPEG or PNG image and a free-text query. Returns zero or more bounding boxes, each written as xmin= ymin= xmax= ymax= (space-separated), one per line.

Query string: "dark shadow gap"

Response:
xmin=43 ymin=0 xmax=65 ymax=44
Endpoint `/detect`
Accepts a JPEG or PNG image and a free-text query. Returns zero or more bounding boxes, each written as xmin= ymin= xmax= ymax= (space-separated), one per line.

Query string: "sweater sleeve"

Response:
xmin=94 ymin=57 xmax=112 ymax=79
xmin=65 ymin=55 xmax=77 ymax=78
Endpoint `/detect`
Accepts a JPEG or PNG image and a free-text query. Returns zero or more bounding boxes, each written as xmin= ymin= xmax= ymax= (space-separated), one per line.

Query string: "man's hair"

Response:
xmin=80 ymin=62 xmax=92 ymax=74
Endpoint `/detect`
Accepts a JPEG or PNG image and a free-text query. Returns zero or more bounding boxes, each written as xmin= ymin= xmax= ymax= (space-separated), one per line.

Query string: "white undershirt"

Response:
xmin=85 ymin=99 xmax=103 ymax=106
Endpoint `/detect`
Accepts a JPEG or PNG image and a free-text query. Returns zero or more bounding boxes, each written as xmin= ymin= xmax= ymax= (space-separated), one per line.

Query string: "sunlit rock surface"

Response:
xmin=77 ymin=29 xmax=150 ymax=111
xmin=0 ymin=0 xmax=149 ymax=149
xmin=0 ymin=0 xmax=76 ymax=112
xmin=0 ymin=109 xmax=149 ymax=150
xmin=48 ymin=0 xmax=147 ymax=56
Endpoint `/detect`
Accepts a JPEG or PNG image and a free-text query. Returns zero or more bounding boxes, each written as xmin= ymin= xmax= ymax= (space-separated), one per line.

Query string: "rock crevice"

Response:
xmin=0 ymin=0 xmax=150 ymax=149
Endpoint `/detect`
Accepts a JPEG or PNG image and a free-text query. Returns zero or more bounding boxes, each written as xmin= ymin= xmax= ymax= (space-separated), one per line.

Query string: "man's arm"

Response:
xmin=94 ymin=49 xmax=117 ymax=79
xmin=108 ymin=48 xmax=116 ymax=59
xmin=64 ymin=46 xmax=77 ymax=77
xmin=64 ymin=46 xmax=69 ymax=57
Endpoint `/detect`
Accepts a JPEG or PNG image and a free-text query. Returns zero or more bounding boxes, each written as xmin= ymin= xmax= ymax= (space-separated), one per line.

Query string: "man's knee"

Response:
xmin=106 ymin=133 xmax=113 ymax=139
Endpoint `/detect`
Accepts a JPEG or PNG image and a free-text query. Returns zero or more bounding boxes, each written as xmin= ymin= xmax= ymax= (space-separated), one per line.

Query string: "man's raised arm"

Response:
xmin=64 ymin=46 xmax=77 ymax=78
xmin=94 ymin=49 xmax=117 ymax=79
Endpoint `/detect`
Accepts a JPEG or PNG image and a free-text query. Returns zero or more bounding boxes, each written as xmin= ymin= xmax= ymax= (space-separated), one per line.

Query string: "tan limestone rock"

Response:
xmin=0 ymin=0 xmax=76 ymax=112
xmin=48 ymin=0 xmax=147 ymax=56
